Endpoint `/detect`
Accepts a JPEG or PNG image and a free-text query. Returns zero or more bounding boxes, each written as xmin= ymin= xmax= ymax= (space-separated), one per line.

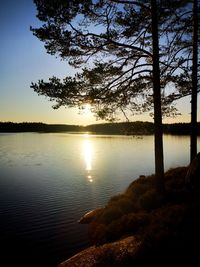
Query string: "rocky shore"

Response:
xmin=58 ymin=154 xmax=200 ymax=267
xmin=58 ymin=236 xmax=141 ymax=267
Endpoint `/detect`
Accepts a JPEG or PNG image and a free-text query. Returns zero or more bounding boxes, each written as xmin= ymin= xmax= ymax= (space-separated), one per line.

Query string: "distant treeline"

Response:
xmin=0 ymin=121 xmax=200 ymax=135
xmin=0 ymin=122 xmax=82 ymax=133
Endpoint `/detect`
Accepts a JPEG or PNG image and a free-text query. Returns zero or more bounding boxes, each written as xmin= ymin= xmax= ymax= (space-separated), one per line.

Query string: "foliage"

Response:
xmin=30 ymin=0 xmax=195 ymax=120
xmin=97 ymin=205 xmax=123 ymax=225
xmin=88 ymin=166 xmax=189 ymax=245
xmin=138 ymin=188 xmax=164 ymax=211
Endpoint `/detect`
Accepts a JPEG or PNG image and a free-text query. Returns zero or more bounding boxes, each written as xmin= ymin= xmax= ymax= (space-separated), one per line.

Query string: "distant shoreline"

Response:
xmin=0 ymin=121 xmax=200 ymax=135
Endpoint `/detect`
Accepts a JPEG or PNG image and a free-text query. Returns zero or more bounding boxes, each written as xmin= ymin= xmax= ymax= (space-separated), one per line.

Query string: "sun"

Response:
xmin=84 ymin=103 xmax=91 ymax=114
xmin=79 ymin=103 xmax=95 ymax=124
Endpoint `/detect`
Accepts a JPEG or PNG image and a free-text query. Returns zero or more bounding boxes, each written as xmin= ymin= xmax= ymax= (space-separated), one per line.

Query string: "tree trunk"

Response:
xmin=151 ymin=0 xmax=165 ymax=194
xmin=190 ymin=0 xmax=198 ymax=162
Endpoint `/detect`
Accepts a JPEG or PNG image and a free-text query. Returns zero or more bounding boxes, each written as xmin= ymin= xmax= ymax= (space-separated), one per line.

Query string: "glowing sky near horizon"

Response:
xmin=0 ymin=0 xmax=199 ymax=125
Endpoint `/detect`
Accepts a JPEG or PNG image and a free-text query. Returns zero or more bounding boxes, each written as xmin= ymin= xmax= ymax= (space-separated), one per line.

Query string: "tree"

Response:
xmin=156 ymin=0 xmax=199 ymax=162
xmin=31 ymin=0 xmax=154 ymax=119
xmin=31 ymin=0 xmax=185 ymax=193
xmin=190 ymin=0 xmax=199 ymax=161
xmin=151 ymin=0 xmax=164 ymax=193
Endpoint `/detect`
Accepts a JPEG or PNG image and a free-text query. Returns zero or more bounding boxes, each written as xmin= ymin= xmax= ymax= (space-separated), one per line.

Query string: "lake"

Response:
xmin=0 ymin=133 xmax=199 ymax=266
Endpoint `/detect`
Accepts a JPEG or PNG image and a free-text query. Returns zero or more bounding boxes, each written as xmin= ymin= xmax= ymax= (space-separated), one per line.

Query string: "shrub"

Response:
xmin=116 ymin=197 xmax=137 ymax=214
xmin=108 ymin=193 xmax=138 ymax=214
xmin=89 ymin=222 xmax=107 ymax=245
xmin=126 ymin=183 xmax=149 ymax=198
xmin=106 ymin=219 xmax=125 ymax=242
xmin=106 ymin=212 xmax=149 ymax=243
xmin=139 ymin=189 xmax=163 ymax=211
xmin=108 ymin=194 xmax=124 ymax=204
xmin=123 ymin=212 xmax=149 ymax=233
xmin=98 ymin=205 xmax=123 ymax=225
xmin=165 ymin=167 xmax=187 ymax=192
xmin=125 ymin=176 xmax=156 ymax=200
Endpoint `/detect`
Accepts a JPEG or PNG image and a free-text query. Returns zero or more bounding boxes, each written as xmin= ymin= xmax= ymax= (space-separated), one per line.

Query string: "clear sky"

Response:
xmin=0 ymin=0 xmax=199 ymax=125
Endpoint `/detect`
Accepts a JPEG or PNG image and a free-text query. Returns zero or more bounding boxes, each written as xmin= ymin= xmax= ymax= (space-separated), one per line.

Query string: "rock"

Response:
xmin=57 ymin=236 xmax=141 ymax=267
xmin=185 ymin=152 xmax=200 ymax=190
xmin=78 ymin=208 xmax=103 ymax=224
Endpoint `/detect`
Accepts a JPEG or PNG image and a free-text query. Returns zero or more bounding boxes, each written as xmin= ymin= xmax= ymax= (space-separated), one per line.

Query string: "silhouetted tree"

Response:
xmin=31 ymin=0 xmax=189 ymax=193
xmin=150 ymin=0 xmax=164 ymax=193
xmin=190 ymin=0 xmax=199 ymax=161
xmin=157 ymin=0 xmax=199 ymax=162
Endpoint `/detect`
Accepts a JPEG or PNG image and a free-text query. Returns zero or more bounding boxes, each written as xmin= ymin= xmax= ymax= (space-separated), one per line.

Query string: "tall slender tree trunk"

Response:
xmin=190 ymin=0 xmax=198 ymax=162
xmin=151 ymin=0 xmax=165 ymax=194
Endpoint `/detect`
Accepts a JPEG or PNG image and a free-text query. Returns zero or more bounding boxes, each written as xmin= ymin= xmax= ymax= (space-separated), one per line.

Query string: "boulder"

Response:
xmin=185 ymin=152 xmax=200 ymax=190
xmin=58 ymin=236 xmax=141 ymax=267
xmin=78 ymin=208 xmax=103 ymax=224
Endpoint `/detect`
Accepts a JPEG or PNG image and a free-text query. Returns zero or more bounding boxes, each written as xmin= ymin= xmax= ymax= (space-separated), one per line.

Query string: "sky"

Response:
xmin=0 ymin=0 xmax=199 ymax=125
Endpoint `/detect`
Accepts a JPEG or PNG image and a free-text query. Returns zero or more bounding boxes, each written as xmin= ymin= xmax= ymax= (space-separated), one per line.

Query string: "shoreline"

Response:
xmin=58 ymin=164 xmax=200 ymax=267
xmin=1 ymin=121 xmax=200 ymax=135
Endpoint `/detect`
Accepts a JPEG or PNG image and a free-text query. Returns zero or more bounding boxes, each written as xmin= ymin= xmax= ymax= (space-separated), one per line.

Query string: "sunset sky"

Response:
xmin=0 ymin=0 xmax=199 ymax=125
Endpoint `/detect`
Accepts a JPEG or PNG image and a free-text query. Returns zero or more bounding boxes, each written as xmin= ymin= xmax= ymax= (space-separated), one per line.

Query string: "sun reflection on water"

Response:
xmin=87 ymin=175 xmax=93 ymax=183
xmin=83 ymin=137 xmax=94 ymax=183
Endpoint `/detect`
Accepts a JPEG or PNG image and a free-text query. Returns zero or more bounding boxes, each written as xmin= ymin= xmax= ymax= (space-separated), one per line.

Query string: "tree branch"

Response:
xmin=69 ymin=22 xmax=153 ymax=58
xmin=111 ymin=0 xmax=151 ymax=11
